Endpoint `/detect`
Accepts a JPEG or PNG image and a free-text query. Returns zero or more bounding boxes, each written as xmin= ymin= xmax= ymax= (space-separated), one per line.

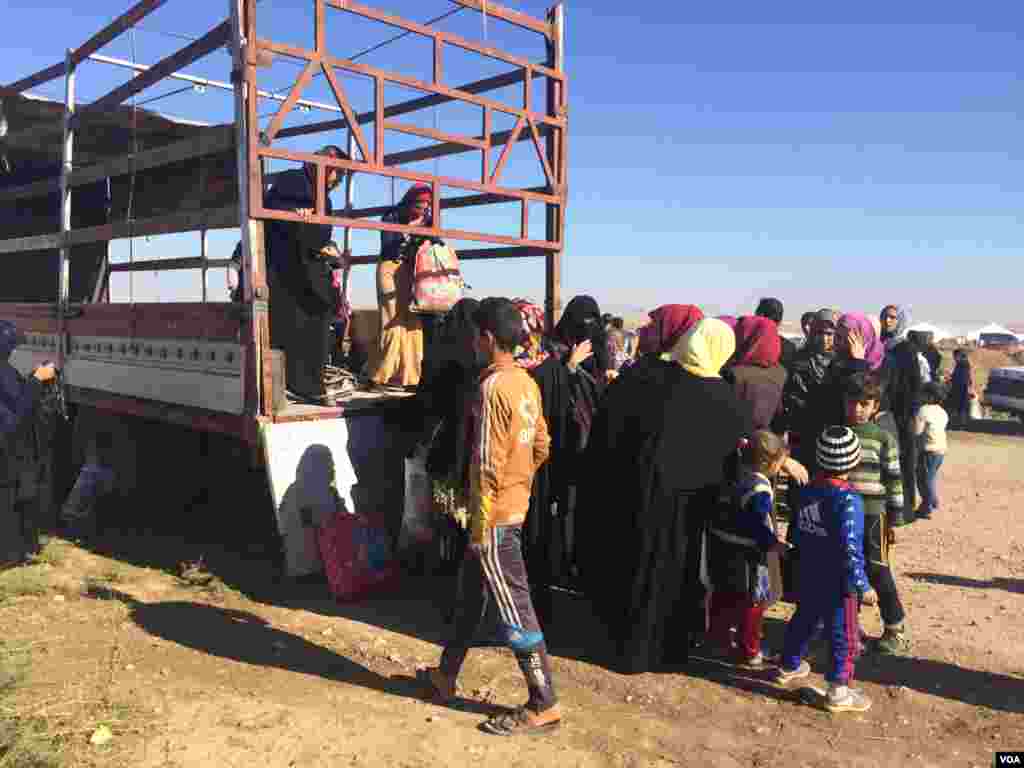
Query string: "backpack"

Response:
xmin=410 ymin=240 xmax=464 ymax=315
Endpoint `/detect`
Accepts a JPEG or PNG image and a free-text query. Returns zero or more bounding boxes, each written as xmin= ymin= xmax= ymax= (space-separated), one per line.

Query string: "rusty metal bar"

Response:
xmin=433 ymin=36 xmax=443 ymax=86
xmin=521 ymin=199 xmax=529 ymax=240
xmin=262 ymin=58 xmax=318 ymax=144
xmin=275 ymin=67 xmax=527 ymax=140
xmin=71 ymin=0 xmax=170 ymax=66
xmin=374 ymin=75 xmax=385 ymax=166
xmin=257 ymin=38 xmax=564 ymax=129
xmin=383 ymin=120 xmax=485 ymax=150
xmin=449 ymin=0 xmax=553 ymax=38
xmin=109 ymin=256 xmax=233 ymax=273
xmin=253 ymin=196 xmax=559 ymax=250
xmin=481 ymin=108 xmax=492 ymax=184
xmin=489 ymin=116 xmax=524 ymax=186
xmin=319 ymin=61 xmax=371 ymax=162
xmin=527 ymin=116 xmax=556 ymax=189
xmin=88 ymin=52 xmax=344 ymax=115
xmin=545 ymin=4 xmax=565 ymax=329
xmin=524 ymin=65 xmax=532 ymax=112
xmin=348 ymin=245 xmax=545 ymax=265
xmin=76 ymin=20 xmax=231 ymax=121
xmin=0 ymin=0 xmax=169 ymax=95
xmin=431 ymin=179 xmax=441 ymax=231
xmin=384 ymin=123 xmax=542 ymax=167
xmin=258 ymin=146 xmax=559 ymax=204
xmin=347 ymin=186 xmax=545 ymax=219
xmin=314 ymin=0 xmax=325 ymax=53
xmin=324 ymin=0 xmax=559 ymax=78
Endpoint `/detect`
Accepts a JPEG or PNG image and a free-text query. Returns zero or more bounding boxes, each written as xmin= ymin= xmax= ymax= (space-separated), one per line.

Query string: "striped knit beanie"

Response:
xmin=816 ymin=426 xmax=862 ymax=475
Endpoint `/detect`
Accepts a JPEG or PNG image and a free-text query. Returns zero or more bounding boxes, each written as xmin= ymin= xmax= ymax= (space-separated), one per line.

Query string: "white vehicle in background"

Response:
xmin=983 ymin=366 xmax=1024 ymax=421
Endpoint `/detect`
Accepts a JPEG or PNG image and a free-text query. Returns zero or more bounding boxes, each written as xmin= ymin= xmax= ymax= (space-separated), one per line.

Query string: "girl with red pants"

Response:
xmin=706 ymin=431 xmax=791 ymax=667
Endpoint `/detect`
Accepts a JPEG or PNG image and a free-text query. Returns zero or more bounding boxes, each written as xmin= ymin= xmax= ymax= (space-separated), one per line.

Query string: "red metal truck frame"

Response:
xmin=0 ymin=0 xmax=567 ymax=442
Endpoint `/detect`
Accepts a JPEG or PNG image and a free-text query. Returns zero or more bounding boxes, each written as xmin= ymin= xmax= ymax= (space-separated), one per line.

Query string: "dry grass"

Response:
xmin=0 ymin=552 xmax=152 ymax=768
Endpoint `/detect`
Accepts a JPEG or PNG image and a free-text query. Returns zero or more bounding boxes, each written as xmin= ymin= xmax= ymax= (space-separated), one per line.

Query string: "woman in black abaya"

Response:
xmin=518 ymin=296 xmax=606 ymax=627
xmin=579 ymin=318 xmax=752 ymax=673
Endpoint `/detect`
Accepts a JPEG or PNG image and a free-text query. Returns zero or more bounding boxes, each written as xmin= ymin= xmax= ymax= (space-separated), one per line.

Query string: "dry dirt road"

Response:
xmin=2 ymin=421 xmax=1023 ymax=768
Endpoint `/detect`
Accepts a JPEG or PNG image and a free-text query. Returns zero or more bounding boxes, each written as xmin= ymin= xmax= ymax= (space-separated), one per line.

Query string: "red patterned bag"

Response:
xmin=317 ymin=511 xmax=400 ymax=602
xmin=410 ymin=240 xmax=464 ymax=314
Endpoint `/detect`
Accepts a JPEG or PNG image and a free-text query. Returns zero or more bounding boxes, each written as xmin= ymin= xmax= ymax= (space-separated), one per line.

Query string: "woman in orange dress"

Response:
xmin=370 ymin=185 xmax=431 ymax=388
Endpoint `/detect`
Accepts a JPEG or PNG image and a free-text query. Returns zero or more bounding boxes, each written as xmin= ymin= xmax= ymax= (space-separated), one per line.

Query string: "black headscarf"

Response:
xmin=554 ymin=295 xmax=609 ymax=373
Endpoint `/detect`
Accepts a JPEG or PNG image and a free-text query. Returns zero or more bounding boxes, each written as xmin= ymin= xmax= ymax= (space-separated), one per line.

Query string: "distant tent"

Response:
xmin=968 ymin=323 xmax=1018 ymax=342
xmin=907 ymin=322 xmax=953 ymax=342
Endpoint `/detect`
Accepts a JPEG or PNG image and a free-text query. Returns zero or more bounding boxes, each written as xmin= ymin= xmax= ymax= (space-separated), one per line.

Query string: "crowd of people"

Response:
xmin=413 ymin=294 xmax=970 ymax=733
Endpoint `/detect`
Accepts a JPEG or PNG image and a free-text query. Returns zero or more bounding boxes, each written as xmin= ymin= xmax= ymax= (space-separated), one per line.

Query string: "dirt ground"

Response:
xmin=2 ymin=421 xmax=1023 ymax=768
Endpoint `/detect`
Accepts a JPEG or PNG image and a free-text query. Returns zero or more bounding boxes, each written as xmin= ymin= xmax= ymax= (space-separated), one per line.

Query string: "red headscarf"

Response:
xmin=732 ymin=315 xmax=781 ymax=367
xmin=637 ymin=304 xmax=704 ymax=355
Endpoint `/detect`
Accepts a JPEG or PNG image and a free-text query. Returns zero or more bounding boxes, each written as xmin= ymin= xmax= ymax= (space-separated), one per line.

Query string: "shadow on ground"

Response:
xmin=906 ymin=572 xmax=1024 ymax=595
xmin=950 ymin=419 xmax=1023 ymax=437
xmin=66 ymin=529 xmax=1024 ymax=717
xmin=83 ymin=585 xmax=499 ymax=718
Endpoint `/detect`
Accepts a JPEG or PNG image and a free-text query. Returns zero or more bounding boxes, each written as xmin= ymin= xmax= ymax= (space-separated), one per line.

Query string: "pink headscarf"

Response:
xmin=838 ymin=312 xmax=885 ymax=370
xmin=716 ymin=315 xmax=738 ymax=330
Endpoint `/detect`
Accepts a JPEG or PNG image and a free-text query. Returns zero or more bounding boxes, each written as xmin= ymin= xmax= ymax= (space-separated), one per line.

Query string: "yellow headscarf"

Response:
xmin=670 ymin=318 xmax=736 ymax=378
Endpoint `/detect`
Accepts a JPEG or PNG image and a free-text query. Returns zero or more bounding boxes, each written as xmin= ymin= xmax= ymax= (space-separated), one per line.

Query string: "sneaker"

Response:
xmin=875 ymin=626 xmax=909 ymax=656
xmin=825 ymin=685 xmax=872 ymax=713
xmin=734 ymin=651 xmax=766 ymax=669
xmin=772 ymin=660 xmax=811 ymax=685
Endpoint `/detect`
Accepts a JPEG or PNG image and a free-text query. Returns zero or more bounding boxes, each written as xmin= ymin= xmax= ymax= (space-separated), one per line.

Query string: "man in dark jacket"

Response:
xmin=1 ymin=321 xmax=58 ymax=564
xmin=264 ymin=145 xmax=349 ymax=402
xmin=756 ymin=298 xmax=798 ymax=370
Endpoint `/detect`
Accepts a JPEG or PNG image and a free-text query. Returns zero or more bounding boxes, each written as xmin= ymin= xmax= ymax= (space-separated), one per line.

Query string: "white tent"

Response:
xmin=907 ymin=322 xmax=953 ymax=342
xmin=968 ymin=323 xmax=1018 ymax=342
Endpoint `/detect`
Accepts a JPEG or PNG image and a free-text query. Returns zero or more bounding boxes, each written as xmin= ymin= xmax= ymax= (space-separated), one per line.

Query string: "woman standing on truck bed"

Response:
xmin=263 ymin=145 xmax=349 ymax=403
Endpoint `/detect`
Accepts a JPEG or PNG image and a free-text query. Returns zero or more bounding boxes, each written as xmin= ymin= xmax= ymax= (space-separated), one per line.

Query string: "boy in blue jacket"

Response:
xmin=772 ymin=426 xmax=876 ymax=713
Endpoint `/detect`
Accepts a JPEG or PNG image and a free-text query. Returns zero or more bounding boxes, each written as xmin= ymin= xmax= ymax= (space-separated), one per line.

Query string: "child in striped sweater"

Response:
xmin=843 ymin=372 xmax=909 ymax=655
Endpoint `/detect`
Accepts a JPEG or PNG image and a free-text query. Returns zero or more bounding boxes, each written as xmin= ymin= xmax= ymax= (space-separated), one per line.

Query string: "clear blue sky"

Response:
xmin=3 ymin=0 xmax=1022 ymax=327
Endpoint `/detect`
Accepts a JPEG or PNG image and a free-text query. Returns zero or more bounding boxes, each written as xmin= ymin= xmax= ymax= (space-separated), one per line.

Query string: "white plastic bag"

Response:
xmin=399 ymin=453 xmax=435 ymax=554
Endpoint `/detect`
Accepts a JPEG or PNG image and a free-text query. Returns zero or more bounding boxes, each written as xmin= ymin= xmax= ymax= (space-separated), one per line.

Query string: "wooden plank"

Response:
xmin=66 ymin=206 xmax=239 ymax=246
xmin=257 ymin=145 xmax=560 ymax=204
xmin=0 ymin=125 xmax=235 ymax=201
xmin=70 ymin=0 xmax=170 ymax=66
xmin=0 ymin=206 xmax=239 ymax=255
xmin=258 ymin=39 xmax=565 ymax=129
xmin=69 ymin=127 xmax=236 ymax=188
xmin=274 ymin=68 xmax=526 ymax=140
xmin=449 ymin=0 xmax=553 ymax=38
xmin=0 ymin=233 xmax=64 ymax=254
xmin=383 ymin=120 xmax=485 ymax=150
xmin=76 ymin=20 xmax=231 ymax=120
xmin=0 ymin=178 xmax=59 ymax=203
